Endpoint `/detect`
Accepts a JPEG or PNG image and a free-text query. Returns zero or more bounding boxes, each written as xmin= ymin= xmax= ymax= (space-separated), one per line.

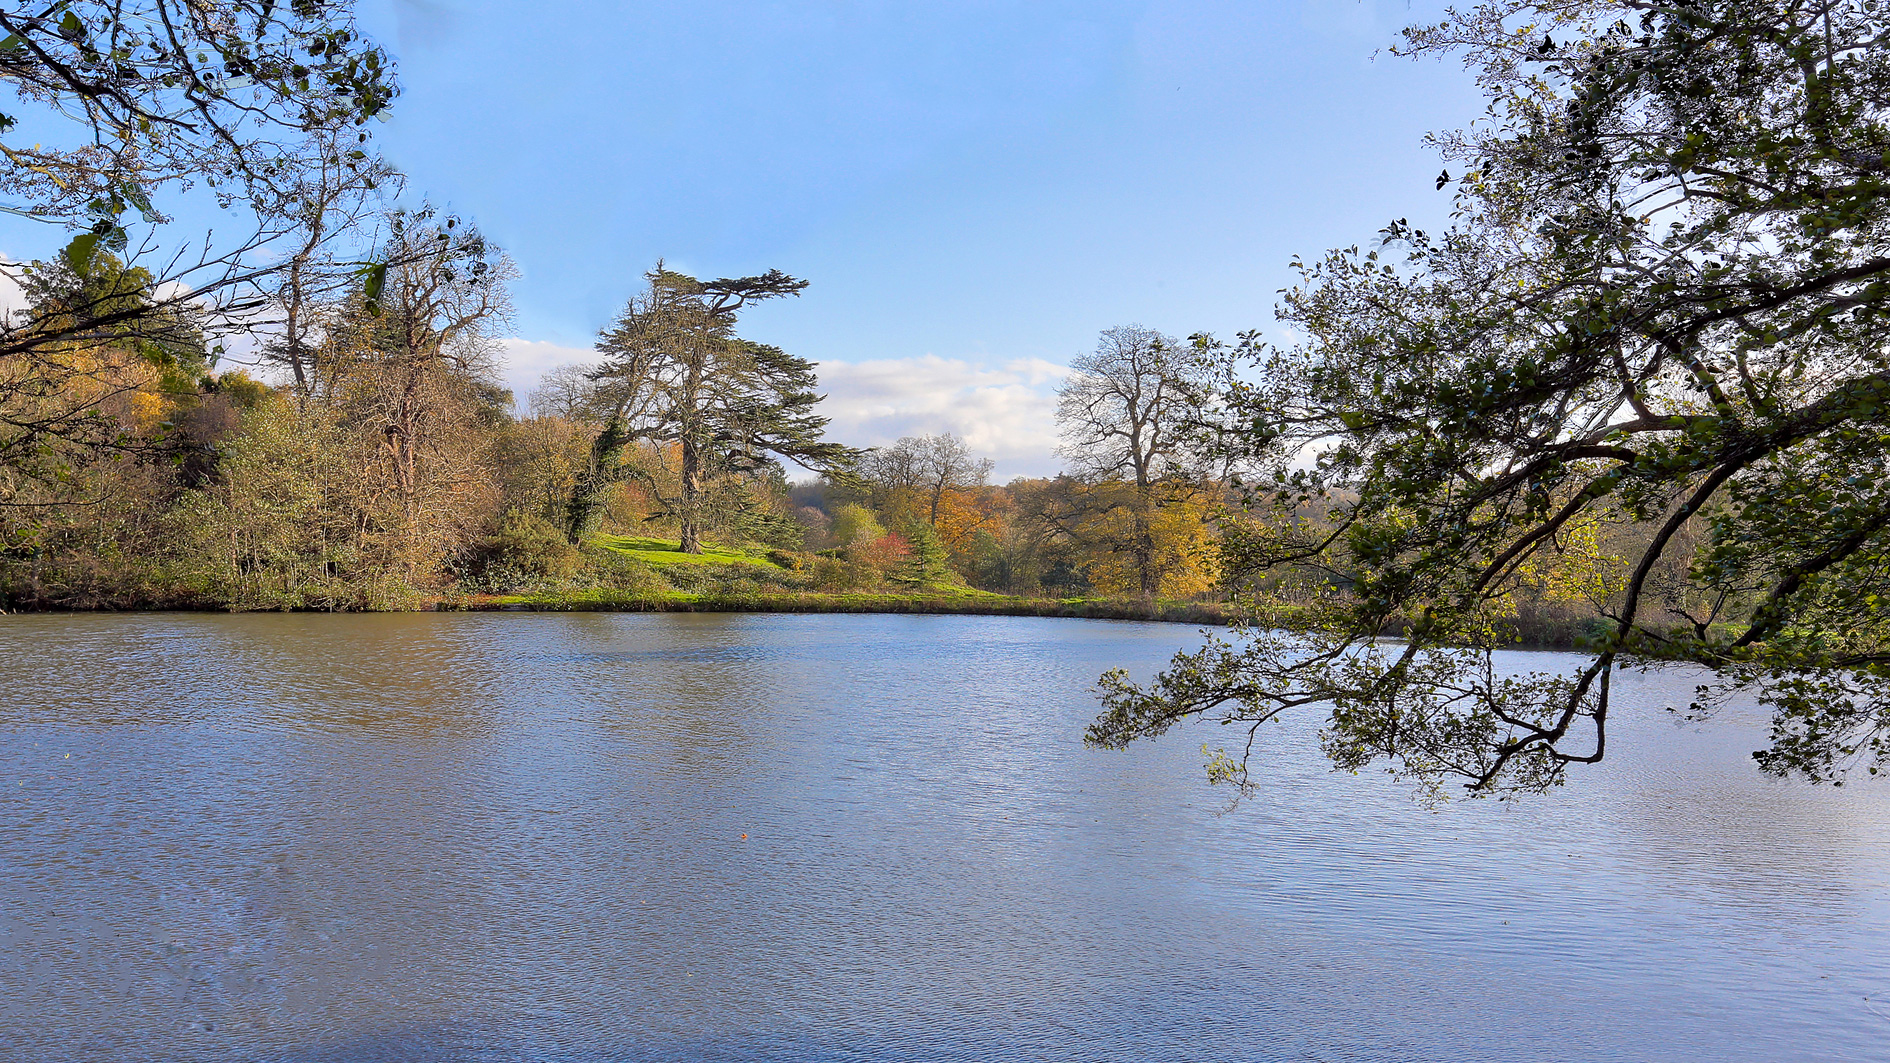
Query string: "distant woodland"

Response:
xmin=0 ymin=241 xmax=1638 ymax=650
xmin=0 ymin=249 xmax=1240 ymax=612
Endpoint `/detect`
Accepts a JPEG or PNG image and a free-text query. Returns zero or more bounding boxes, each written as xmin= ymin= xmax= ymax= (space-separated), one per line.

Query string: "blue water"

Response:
xmin=2 ymin=612 xmax=1887 ymax=1061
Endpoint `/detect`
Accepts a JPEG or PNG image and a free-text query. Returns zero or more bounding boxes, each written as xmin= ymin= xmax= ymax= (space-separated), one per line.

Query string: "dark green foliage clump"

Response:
xmin=892 ymin=525 xmax=952 ymax=587
xmin=478 ymin=510 xmax=582 ymax=584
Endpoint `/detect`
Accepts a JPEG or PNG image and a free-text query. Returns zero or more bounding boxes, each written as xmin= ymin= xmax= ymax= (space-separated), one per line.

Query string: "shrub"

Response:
xmin=579 ymin=547 xmax=672 ymax=594
xmin=483 ymin=509 xmax=581 ymax=581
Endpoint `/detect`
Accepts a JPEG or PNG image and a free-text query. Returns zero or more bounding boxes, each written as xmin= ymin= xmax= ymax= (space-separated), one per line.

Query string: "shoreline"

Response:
xmin=0 ymin=592 xmax=1629 ymax=650
xmin=440 ymin=591 xmax=1233 ymax=625
xmin=0 ymin=589 xmax=1229 ymax=625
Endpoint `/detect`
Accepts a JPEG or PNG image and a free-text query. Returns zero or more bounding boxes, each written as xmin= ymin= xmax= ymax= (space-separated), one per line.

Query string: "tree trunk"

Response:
xmin=285 ymin=258 xmax=309 ymax=403
xmin=679 ymin=436 xmax=704 ymax=553
xmin=565 ymin=421 xmax=629 ymax=543
xmin=1134 ymin=479 xmax=1159 ymax=599
xmin=395 ymin=363 xmax=421 ymax=515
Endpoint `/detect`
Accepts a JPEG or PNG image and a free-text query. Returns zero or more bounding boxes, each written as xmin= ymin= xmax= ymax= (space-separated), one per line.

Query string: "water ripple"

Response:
xmin=1 ymin=612 xmax=1887 ymax=1062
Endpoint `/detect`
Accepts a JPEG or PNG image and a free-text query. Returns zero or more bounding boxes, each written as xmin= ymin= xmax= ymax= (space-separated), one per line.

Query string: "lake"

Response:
xmin=3 ymin=612 xmax=1887 ymax=1061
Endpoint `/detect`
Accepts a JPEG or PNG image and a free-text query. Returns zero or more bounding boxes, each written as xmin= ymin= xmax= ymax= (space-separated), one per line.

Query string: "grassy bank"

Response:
xmin=3 ymin=530 xmax=1682 ymax=646
xmin=443 ymin=534 xmax=1233 ymax=623
xmin=439 ymin=587 xmax=1231 ymax=624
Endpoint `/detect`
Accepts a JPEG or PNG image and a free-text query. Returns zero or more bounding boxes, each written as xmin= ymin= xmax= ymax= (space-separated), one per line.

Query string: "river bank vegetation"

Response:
xmin=0 ymin=271 xmax=1625 ymax=648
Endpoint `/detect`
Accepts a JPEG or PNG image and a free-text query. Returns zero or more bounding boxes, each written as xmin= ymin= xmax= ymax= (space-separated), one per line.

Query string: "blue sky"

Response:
xmin=4 ymin=0 xmax=1484 ymax=479
xmin=351 ymin=0 xmax=1486 ymax=476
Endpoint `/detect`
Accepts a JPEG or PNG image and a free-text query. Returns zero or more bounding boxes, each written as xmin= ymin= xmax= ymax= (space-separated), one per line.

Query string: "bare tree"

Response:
xmin=858 ymin=432 xmax=993 ymax=525
xmin=1055 ymin=325 xmax=1205 ymax=597
xmin=528 ymin=363 xmax=602 ymax=422
xmin=328 ymin=208 xmax=512 ymax=541
xmin=260 ymin=133 xmax=402 ymax=403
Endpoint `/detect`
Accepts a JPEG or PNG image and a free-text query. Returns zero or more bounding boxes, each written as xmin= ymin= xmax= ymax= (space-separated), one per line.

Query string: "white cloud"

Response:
xmin=0 ymin=257 xmax=24 ymax=321
xmin=497 ymin=336 xmax=595 ymax=406
xmin=814 ymin=354 xmax=1069 ymax=480
xmin=499 ymin=339 xmax=1071 ymax=481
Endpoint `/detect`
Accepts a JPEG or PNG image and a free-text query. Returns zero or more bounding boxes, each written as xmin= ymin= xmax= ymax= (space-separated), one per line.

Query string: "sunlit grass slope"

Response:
xmin=593 ymin=535 xmax=784 ymax=569
xmin=439 ymin=533 xmax=1232 ymax=625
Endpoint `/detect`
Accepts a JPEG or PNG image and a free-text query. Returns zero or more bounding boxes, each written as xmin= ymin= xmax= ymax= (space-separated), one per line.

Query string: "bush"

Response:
xmin=766 ymin=549 xmax=813 ymax=571
xmin=850 ymin=533 xmax=910 ymax=577
xmin=482 ymin=509 xmax=581 ymax=581
xmin=579 ymin=547 xmax=671 ymax=594
xmin=810 ymin=556 xmax=853 ymax=592
xmin=830 ymin=503 xmax=885 ymax=550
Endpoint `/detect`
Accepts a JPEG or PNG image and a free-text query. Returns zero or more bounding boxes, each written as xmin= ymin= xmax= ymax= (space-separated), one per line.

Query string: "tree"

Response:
xmin=345 ymin=209 xmax=510 ymax=510
xmin=321 ymin=209 xmax=512 ymax=580
xmin=529 ymin=363 xmax=603 ymax=422
xmin=858 ymin=432 xmax=993 ymax=526
xmin=0 ymin=253 xmax=207 ymax=515
xmin=1028 ymin=474 xmax=1213 ymax=599
xmin=0 ymin=1 xmax=393 ymax=211
xmin=0 ymin=0 xmax=397 ymax=361
xmin=494 ymin=412 xmax=593 ymax=523
xmin=0 ymin=1 xmax=400 ymax=537
xmin=569 ymin=265 xmax=857 ymax=552
xmin=1077 ymin=491 xmax=1214 ymax=599
xmin=893 ymin=523 xmax=951 ymax=587
xmin=1056 ymin=325 xmax=1208 ymax=597
xmin=259 ymin=131 xmax=403 ymax=404
xmin=169 ymin=392 xmax=357 ymax=610
xmin=829 ymin=502 xmax=885 ymax=551
xmin=932 ymin=485 xmax=998 ymax=555
xmin=1091 ymin=0 xmax=1890 ymax=798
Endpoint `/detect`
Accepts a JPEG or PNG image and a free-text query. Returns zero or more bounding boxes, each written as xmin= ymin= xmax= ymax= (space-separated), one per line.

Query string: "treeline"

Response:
xmin=1 ymin=216 xmax=508 ymax=609
xmin=0 ymin=257 xmax=1663 ymax=624
xmin=755 ymin=325 xmax=1234 ymax=602
xmin=0 ymin=285 xmax=1221 ymax=609
xmin=0 ymin=241 xmax=847 ymax=608
xmin=0 ymin=0 xmax=1672 ymax=635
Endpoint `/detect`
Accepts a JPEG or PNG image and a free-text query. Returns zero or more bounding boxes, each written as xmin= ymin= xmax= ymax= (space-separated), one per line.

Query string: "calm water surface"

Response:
xmin=2 ymin=612 xmax=1888 ymax=1062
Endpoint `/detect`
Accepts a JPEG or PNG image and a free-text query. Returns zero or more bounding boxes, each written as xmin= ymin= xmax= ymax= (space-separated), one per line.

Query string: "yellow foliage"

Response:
xmin=1515 ymin=516 xmax=1625 ymax=605
xmin=127 ymin=389 xmax=168 ymax=433
xmin=1081 ymin=494 xmax=1215 ymax=598
xmin=933 ymin=487 xmax=995 ymax=552
xmin=1150 ymin=501 xmax=1215 ymax=597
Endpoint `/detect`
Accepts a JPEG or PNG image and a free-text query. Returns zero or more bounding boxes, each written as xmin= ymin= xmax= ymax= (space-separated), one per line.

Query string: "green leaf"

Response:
xmin=117 ymin=183 xmax=152 ymax=217
xmin=361 ymin=261 xmax=386 ymax=315
xmin=62 ymin=231 xmax=99 ymax=277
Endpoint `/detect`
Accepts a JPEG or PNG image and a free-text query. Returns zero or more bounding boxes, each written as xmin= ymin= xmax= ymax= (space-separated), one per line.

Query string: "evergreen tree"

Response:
xmin=894 ymin=524 xmax=951 ymax=587
xmin=568 ymin=266 xmax=857 ymax=551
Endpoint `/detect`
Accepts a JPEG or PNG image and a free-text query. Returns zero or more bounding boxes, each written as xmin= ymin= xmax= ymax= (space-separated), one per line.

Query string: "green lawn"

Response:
xmin=593 ymin=535 xmax=784 ymax=569
xmin=460 ymin=536 xmax=1225 ymax=624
